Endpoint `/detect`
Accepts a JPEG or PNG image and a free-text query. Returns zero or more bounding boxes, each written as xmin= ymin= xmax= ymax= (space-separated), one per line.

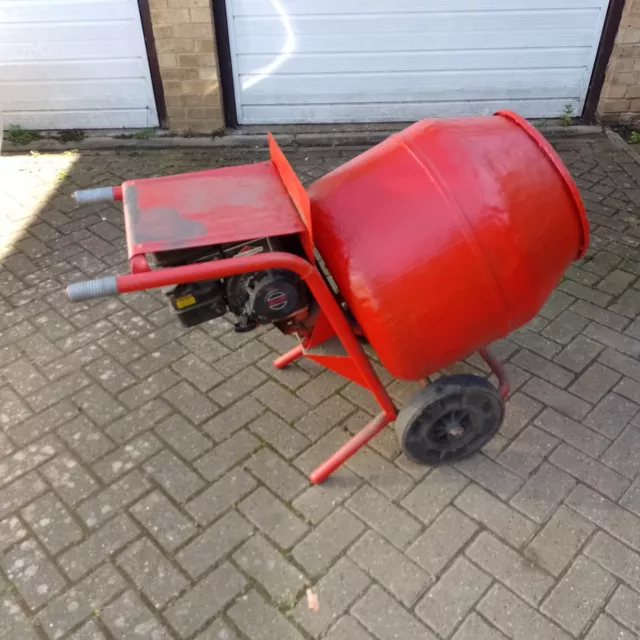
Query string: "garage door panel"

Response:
xmin=0 ymin=0 xmax=158 ymax=129
xmin=2 ymin=109 xmax=155 ymax=130
xmin=237 ymin=48 xmax=592 ymax=75
xmin=3 ymin=79 xmax=151 ymax=110
xmin=2 ymin=22 xmax=139 ymax=44
xmin=0 ymin=0 xmax=133 ymax=23
xmin=240 ymin=68 xmax=585 ymax=105
xmin=233 ymin=12 xmax=602 ymax=54
xmin=232 ymin=0 xmax=605 ymax=16
xmin=242 ymin=98 xmax=581 ymax=123
xmin=0 ymin=40 xmax=143 ymax=62
xmin=0 ymin=59 xmax=146 ymax=81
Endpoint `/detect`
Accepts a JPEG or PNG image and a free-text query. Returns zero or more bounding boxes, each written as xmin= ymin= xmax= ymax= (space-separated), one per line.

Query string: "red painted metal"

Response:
xmin=120 ymin=142 xmax=306 ymax=262
xmin=112 ymin=251 xmax=397 ymax=422
xmin=309 ymin=413 xmax=391 ymax=484
xmin=273 ymin=344 xmax=304 ymax=369
xmin=308 ymin=110 xmax=588 ymax=381
xmin=113 ymin=186 xmax=123 ymax=201
xmin=479 ymin=347 xmax=511 ymax=400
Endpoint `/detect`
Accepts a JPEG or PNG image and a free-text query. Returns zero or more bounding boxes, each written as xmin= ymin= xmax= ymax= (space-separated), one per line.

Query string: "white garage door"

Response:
xmin=0 ymin=0 xmax=158 ymax=130
xmin=226 ymin=0 xmax=611 ymax=124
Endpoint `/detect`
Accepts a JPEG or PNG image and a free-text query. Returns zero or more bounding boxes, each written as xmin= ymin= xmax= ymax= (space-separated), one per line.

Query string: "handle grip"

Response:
xmin=72 ymin=186 xmax=117 ymax=204
xmin=67 ymin=276 xmax=118 ymax=302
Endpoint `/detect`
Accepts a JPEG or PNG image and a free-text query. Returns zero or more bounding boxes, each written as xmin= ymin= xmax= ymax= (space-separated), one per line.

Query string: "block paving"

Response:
xmin=1 ymin=133 xmax=640 ymax=638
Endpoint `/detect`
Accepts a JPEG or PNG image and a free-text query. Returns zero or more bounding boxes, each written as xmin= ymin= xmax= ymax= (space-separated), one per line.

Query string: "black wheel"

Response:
xmin=394 ymin=374 xmax=504 ymax=465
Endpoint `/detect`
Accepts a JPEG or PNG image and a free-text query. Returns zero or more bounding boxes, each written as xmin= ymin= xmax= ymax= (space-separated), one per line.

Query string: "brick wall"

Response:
xmin=148 ymin=0 xmax=225 ymax=133
xmin=598 ymin=0 xmax=640 ymax=124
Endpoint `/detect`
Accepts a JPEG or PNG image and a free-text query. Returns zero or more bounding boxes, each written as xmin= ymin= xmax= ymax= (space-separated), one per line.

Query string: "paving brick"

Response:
xmin=248 ymin=411 xmax=310 ymax=459
xmin=569 ymin=362 xmax=621 ymax=404
xmin=252 ymin=381 xmax=310 ymax=423
xmin=129 ymin=342 xmax=188 ymax=380
xmin=523 ymin=377 xmax=592 ymax=421
xmin=118 ymin=369 xmax=180 ymax=410
xmin=2 ymin=357 xmax=47 ymax=396
xmin=542 ymin=556 xmax=615 ymax=636
xmin=38 ymin=564 xmax=125 ymax=640
xmin=509 ymin=461 xmax=575 ymax=523
xmin=97 ymin=330 xmax=145 ymax=364
xmin=154 ymin=414 xmax=211 ymax=462
xmin=500 ymin=392 xmax=543 ymax=439
xmin=497 ymin=426 xmax=559 ymax=477
xmin=101 ymin=590 xmax=171 ymax=639
xmin=620 ymin=477 xmax=640 ymax=516
xmin=586 ymin=614 xmax=636 ymax=640
xmin=131 ymin=491 xmax=196 ymax=552
xmin=195 ymin=619 xmax=239 ymax=640
xmin=0 ymin=435 xmax=60 ymax=488
xmin=163 ymin=381 xmax=219 ymax=425
xmin=452 ymin=613 xmax=509 ymax=640
xmin=68 ymin=620 xmax=107 ymax=640
xmin=601 ymin=425 xmax=640 ymax=479
xmin=166 ymin=563 xmax=246 ymax=638
xmin=600 ymin=347 xmax=640 ymax=383
xmin=292 ymin=557 xmax=370 ymax=636
xmin=349 ymin=531 xmax=432 ymax=606
xmin=566 ymin=484 xmax=640 ymax=551
xmin=324 ymin=616 xmax=372 ymax=640
xmin=144 ymin=449 xmax=204 ymax=502
xmin=511 ymin=328 xmax=562 ymax=359
xmin=238 ymin=486 xmax=308 ymax=549
xmin=405 ymin=507 xmax=475 ymax=578
xmin=59 ymin=513 xmax=139 ymax=580
xmin=455 ymin=453 xmax=524 ymax=500
xmin=0 ymin=594 xmax=40 ymax=640
xmin=93 ymin=433 xmax=163 ymax=482
xmin=291 ymin=468 xmax=361 ymax=524
xmin=116 ymin=538 xmax=188 ymax=609
xmin=401 ymin=467 xmax=468 ymax=525
xmin=541 ymin=310 xmax=589 ymax=345
xmin=352 ymin=585 xmax=437 ymax=640
xmin=214 ymin=340 xmax=270 ymax=377
xmin=171 ymin=353 xmax=224 ymax=393
xmin=77 ymin=470 xmax=150 ymax=529
xmin=479 ymin=583 xmax=572 ymax=640
xmin=72 ymin=385 xmax=125 ymax=426
xmin=606 ymin=585 xmax=640 ymax=636
xmin=585 ymin=531 xmax=640 ymax=592
xmin=584 ymin=321 xmax=640 ymax=357
xmin=41 ymin=453 xmax=98 ymax=507
xmin=560 ymin=280 xmax=612 ymax=307
xmin=345 ymin=485 xmax=421 ymax=549
xmin=178 ymin=327 xmax=230 ymax=361
xmin=57 ymin=414 xmax=115 ymax=463
xmin=246 ymin=448 xmax=307 ymax=501
xmin=455 ymin=483 xmax=536 ymax=548
xmin=294 ymin=395 xmax=355 ymax=441
xmin=0 ymin=472 xmax=47 ymax=520
xmin=512 ymin=350 xmax=574 ymax=387
xmin=525 ymin=504 xmax=594 ymax=577
xmin=1 ymin=538 xmax=66 ymax=608
xmin=615 ymin=376 xmax=640 ymax=405
xmin=202 ymin=396 xmax=264 ymax=441
xmin=0 ymin=515 xmax=28 ymax=553
xmin=228 ymin=590 xmax=304 ymax=640
xmin=467 ymin=531 xmax=554 ymax=605
xmin=22 ymin=492 xmax=83 ymax=554
xmin=87 ymin=355 xmax=136 ymax=394
xmin=105 ymin=399 xmax=172 ymax=443
xmin=233 ymin=534 xmax=307 ymax=604
xmin=176 ymin=510 xmax=253 ymax=578
xmin=296 ymin=370 xmax=347 ymax=406
xmin=584 ymin=393 xmax=639 ymax=439
xmin=416 ymin=557 xmax=491 ymax=638
xmin=6 ymin=400 xmax=77 ymax=447
xmin=194 ymin=430 xmax=259 ymax=482
xmin=536 ymin=409 xmax=608 ymax=459
xmin=293 ymin=507 xmax=365 ymax=577
xmin=554 ymin=335 xmax=604 ymax=373
xmin=208 ymin=365 xmax=267 ymax=408
xmin=551 ymin=444 xmax=629 ymax=500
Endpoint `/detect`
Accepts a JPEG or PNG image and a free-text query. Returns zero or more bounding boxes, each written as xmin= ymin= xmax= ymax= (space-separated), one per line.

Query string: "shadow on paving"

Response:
xmin=1 ymin=133 xmax=640 ymax=639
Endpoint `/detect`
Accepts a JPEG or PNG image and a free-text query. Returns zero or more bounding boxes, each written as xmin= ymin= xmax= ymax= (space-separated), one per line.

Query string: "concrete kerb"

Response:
xmin=0 ymin=123 xmax=609 ymax=155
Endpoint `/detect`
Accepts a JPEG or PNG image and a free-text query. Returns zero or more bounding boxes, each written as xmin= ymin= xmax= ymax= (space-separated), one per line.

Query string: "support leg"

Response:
xmin=273 ymin=344 xmax=304 ymax=369
xmin=309 ymin=413 xmax=391 ymax=484
xmin=479 ymin=347 xmax=511 ymax=400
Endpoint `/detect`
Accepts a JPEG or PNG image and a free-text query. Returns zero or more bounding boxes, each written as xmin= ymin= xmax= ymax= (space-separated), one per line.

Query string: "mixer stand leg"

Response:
xmin=273 ymin=344 xmax=304 ymax=369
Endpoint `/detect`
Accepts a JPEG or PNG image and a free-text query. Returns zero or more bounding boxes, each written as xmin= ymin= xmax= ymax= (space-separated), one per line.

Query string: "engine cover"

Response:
xmin=227 ymin=269 xmax=305 ymax=325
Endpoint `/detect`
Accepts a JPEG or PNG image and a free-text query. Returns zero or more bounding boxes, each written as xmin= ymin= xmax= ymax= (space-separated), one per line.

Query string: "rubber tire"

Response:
xmin=394 ymin=374 xmax=504 ymax=466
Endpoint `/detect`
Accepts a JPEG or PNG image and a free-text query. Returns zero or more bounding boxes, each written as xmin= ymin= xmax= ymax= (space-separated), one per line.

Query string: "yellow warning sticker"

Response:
xmin=175 ymin=294 xmax=196 ymax=309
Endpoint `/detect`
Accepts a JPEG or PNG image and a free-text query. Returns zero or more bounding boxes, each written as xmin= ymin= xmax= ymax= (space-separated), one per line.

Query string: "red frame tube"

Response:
xmin=115 ymin=251 xmax=397 ymax=421
xmin=273 ymin=344 xmax=304 ymax=369
xmin=479 ymin=347 xmax=511 ymax=399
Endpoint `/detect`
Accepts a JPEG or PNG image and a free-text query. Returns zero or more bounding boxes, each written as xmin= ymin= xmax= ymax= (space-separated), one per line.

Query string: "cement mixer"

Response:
xmin=65 ymin=111 xmax=588 ymax=484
